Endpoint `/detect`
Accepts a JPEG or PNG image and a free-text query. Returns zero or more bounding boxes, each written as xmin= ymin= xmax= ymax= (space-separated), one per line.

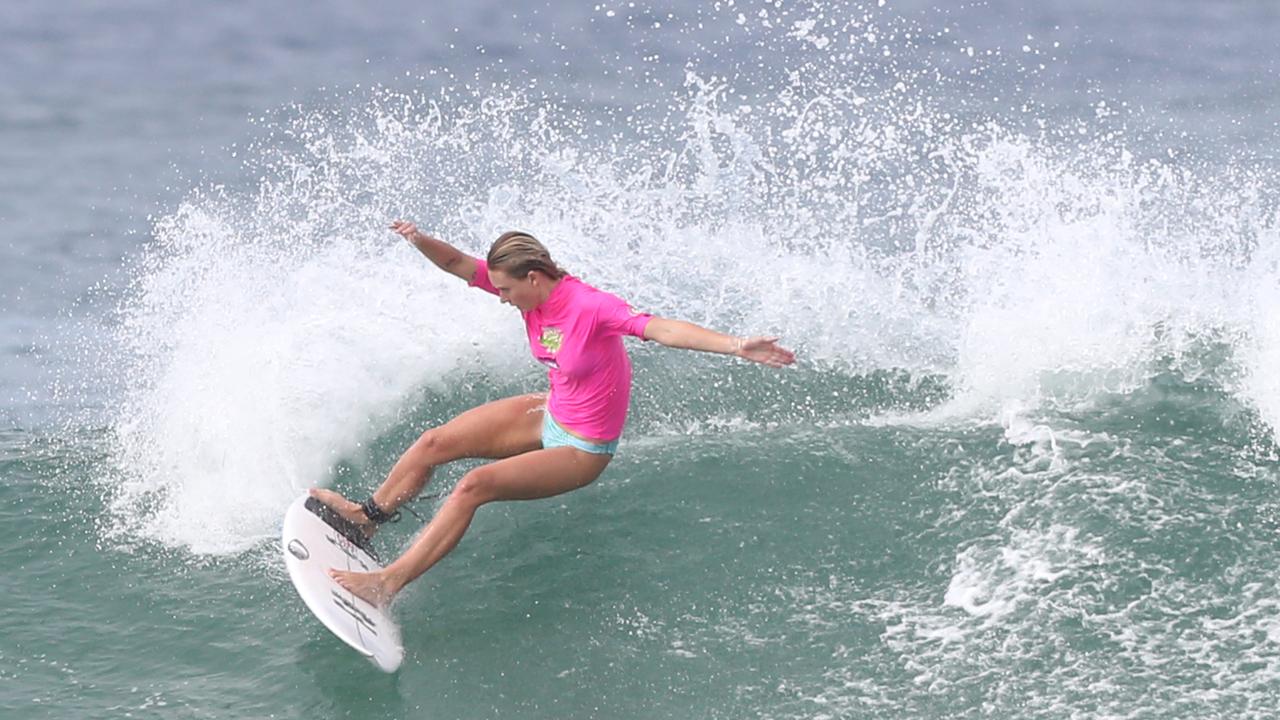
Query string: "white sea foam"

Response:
xmin=1240 ymin=227 xmax=1280 ymax=437
xmin=942 ymin=524 xmax=1092 ymax=623
xmin=108 ymin=198 xmax=523 ymax=553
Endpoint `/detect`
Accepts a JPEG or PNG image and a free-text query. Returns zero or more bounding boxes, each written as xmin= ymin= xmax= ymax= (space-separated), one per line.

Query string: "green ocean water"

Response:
xmin=6 ymin=358 xmax=1280 ymax=718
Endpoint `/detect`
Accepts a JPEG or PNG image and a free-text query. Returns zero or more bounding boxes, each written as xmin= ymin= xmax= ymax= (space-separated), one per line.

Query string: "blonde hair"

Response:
xmin=487 ymin=231 xmax=565 ymax=280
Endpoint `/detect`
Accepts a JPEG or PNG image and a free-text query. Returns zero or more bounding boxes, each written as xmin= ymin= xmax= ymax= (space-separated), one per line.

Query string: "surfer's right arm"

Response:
xmin=389 ymin=220 xmax=479 ymax=283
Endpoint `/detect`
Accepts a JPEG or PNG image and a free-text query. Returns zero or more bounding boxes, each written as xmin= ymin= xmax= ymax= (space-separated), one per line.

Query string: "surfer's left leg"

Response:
xmin=329 ymin=446 xmax=611 ymax=605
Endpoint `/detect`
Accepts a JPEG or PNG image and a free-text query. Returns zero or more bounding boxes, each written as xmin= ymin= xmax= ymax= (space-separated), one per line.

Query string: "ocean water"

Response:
xmin=4 ymin=1 xmax=1280 ymax=718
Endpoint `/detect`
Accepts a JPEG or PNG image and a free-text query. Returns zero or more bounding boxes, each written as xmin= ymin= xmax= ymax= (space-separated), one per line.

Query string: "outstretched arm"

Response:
xmin=642 ymin=317 xmax=796 ymax=368
xmin=389 ymin=220 xmax=479 ymax=283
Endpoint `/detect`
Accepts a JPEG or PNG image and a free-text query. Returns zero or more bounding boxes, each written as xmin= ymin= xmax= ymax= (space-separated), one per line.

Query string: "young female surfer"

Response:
xmin=311 ymin=220 xmax=795 ymax=605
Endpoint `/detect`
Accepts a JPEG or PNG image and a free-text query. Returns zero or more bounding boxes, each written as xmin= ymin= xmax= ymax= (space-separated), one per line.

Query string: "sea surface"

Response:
xmin=3 ymin=1 xmax=1280 ymax=718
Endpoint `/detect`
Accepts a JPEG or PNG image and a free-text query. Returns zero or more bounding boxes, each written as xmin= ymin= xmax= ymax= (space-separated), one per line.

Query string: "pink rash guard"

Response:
xmin=470 ymin=259 xmax=652 ymax=441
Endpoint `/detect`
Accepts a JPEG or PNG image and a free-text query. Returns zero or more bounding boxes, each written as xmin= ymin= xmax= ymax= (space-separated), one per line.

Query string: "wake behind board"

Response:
xmin=281 ymin=494 xmax=404 ymax=672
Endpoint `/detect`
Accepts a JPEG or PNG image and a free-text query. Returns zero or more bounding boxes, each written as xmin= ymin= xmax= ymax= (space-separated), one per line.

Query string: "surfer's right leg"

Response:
xmin=310 ymin=392 xmax=546 ymax=525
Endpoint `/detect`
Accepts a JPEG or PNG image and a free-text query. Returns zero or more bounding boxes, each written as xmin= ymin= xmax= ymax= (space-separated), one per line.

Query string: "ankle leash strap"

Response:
xmin=360 ymin=497 xmax=401 ymax=525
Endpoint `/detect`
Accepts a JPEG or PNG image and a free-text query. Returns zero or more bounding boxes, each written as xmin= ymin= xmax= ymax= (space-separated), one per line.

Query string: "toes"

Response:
xmin=310 ymin=488 xmax=362 ymax=516
xmin=309 ymin=488 xmax=346 ymax=504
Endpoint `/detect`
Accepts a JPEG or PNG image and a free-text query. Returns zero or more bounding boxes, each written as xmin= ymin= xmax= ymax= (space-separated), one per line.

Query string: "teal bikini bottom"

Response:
xmin=541 ymin=412 xmax=619 ymax=455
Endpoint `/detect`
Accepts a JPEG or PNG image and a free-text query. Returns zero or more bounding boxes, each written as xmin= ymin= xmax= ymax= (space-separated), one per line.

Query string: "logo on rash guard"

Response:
xmin=539 ymin=327 xmax=564 ymax=353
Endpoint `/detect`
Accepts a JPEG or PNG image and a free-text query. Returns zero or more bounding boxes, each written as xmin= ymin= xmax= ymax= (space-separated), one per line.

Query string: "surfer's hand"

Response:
xmin=736 ymin=336 xmax=796 ymax=368
xmin=308 ymin=488 xmax=372 ymax=526
xmin=389 ymin=220 xmax=421 ymax=242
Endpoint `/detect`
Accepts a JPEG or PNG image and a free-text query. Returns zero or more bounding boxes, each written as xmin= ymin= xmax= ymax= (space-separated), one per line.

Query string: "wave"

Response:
xmin=88 ymin=6 xmax=1280 ymax=554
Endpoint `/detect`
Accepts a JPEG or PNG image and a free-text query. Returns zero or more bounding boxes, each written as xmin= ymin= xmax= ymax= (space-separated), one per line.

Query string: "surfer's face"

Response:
xmin=490 ymin=269 xmax=542 ymax=311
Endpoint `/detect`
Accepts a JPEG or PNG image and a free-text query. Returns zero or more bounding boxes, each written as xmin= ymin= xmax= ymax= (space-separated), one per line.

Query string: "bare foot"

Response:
xmin=309 ymin=488 xmax=376 ymax=532
xmin=329 ymin=568 xmax=396 ymax=607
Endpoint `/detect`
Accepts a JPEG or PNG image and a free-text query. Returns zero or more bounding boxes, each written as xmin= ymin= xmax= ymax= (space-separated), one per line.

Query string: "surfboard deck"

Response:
xmin=281 ymin=494 xmax=404 ymax=672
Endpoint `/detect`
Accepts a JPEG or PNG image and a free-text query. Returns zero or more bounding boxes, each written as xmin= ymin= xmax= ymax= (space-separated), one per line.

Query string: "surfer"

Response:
xmin=312 ymin=221 xmax=795 ymax=605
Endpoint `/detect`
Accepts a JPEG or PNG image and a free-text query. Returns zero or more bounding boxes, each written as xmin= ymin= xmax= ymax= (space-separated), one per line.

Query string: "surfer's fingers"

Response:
xmin=751 ymin=345 xmax=794 ymax=368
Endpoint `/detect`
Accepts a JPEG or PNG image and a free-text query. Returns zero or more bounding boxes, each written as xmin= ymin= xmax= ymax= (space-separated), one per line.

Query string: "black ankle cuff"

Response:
xmin=360 ymin=497 xmax=401 ymax=524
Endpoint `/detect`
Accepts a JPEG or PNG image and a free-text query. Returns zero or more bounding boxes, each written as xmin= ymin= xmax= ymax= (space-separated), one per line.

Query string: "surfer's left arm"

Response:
xmin=643 ymin=317 xmax=795 ymax=368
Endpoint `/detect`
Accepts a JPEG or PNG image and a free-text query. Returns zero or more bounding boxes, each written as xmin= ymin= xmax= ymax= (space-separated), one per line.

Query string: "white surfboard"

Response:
xmin=281 ymin=494 xmax=404 ymax=672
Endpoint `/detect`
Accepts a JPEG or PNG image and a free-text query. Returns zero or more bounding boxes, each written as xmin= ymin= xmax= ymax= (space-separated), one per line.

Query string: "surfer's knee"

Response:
xmin=452 ymin=466 xmax=498 ymax=507
xmin=407 ymin=428 xmax=451 ymax=466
